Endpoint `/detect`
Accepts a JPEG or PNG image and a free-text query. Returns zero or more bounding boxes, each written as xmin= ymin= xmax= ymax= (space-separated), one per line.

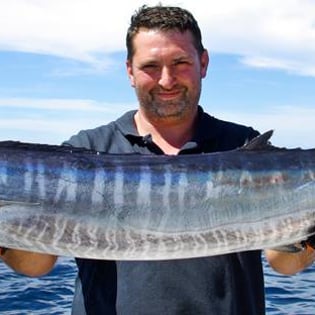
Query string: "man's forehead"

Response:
xmin=132 ymin=29 xmax=196 ymax=56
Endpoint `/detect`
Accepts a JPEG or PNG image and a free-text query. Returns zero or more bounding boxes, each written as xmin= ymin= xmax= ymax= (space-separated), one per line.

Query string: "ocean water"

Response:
xmin=0 ymin=256 xmax=314 ymax=314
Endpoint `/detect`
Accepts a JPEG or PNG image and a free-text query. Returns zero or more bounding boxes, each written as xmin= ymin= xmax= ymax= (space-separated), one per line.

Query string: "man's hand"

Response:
xmin=0 ymin=247 xmax=57 ymax=277
xmin=265 ymin=245 xmax=315 ymax=275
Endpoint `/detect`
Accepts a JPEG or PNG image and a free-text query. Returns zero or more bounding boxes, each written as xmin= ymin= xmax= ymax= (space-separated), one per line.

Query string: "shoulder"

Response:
xmin=200 ymin=109 xmax=260 ymax=151
xmin=214 ymin=116 xmax=259 ymax=142
xmin=63 ymin=123 xmax=117 ymax=150
xmin=63 ymin=110 xmax=137 ymax=151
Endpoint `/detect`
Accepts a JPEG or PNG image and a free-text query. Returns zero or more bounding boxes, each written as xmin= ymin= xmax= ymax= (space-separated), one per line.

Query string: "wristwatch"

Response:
xmin=0 ymin=247 xmax=8 ymax=256
xmin=302 ymin=234 xmax=315 ymax=250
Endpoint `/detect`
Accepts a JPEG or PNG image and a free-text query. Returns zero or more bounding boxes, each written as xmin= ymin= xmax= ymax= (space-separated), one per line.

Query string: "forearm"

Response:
xmin=0 ymin=247 xmax=57 ymax=277
xmin=265 ymin=244 xmax=315 ymax=275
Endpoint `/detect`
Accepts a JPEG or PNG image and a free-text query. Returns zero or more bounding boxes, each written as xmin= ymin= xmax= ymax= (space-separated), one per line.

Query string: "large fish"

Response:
xmin=0 ymin=131 xmax=314 ymax=260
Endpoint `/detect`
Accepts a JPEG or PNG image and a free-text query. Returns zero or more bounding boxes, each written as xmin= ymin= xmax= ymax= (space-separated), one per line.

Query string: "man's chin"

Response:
xmin=154 ymin=108 xmax=188 ymax=121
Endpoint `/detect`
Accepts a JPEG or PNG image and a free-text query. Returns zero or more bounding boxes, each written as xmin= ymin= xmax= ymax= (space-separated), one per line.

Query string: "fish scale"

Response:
xmin=0 ymin=131 xmax=315 ymax=260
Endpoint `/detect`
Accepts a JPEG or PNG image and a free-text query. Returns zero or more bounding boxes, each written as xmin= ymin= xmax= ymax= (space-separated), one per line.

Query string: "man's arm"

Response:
xmin=265 ymin=244 xmax=315 ymax=275
xmin=0 ymin=248 xmax=57 ymax=277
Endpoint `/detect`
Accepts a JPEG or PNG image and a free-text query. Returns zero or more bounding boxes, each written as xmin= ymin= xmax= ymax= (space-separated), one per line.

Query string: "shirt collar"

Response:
xmin=115 ymin=106 xmax=219 ymax=153
xmin=115 ymin=109 xmax=139 ymax=136
xmin=184 ymin=106 xmax=219 ymax=153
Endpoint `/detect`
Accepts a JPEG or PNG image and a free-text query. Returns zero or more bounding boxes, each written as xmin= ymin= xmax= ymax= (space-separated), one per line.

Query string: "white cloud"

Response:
xmin=0 ymin=97 xmax=133 ymax=112
xmin=0 ymin=0 xmax=314 ymax=75
xmin=0 ymin=97 xmax=136 ymax=144
xmin=189 ymin=0 xmax=315 ymax=76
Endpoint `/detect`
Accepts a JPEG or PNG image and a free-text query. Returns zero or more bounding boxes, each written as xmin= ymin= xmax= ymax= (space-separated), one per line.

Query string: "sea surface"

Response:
xmin=0 ymin=256 xmax=315 ymax=314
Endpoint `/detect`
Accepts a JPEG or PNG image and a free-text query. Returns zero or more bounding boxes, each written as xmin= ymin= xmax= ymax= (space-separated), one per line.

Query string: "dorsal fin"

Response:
xmin=241 ymin=130 xmax=275 ymax=150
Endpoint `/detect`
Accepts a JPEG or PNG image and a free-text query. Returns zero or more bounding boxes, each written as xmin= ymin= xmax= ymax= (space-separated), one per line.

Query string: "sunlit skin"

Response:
xmin=1 ymin=249 xmax=57 ymax=277
xmin=265 ymin=245 xmax=315 ymax=275
xmin=127 ymin=28 xmax=209 ymax=154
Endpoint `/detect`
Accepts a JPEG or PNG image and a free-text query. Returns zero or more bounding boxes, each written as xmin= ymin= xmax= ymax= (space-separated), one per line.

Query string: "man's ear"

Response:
xmin=126 ymin=59 xmax=135 ymax=87
xmin=200 ymin=49 xmax=209 ymax=78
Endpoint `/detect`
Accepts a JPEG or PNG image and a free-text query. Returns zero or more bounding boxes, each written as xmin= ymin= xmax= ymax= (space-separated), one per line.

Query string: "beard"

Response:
xmin=135 ymin=84 xmax=201 ymax=121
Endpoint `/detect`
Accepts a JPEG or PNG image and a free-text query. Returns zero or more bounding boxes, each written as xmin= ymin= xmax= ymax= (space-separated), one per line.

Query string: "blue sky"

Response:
xmin=0 ymin=0 xmax=315 ymax=148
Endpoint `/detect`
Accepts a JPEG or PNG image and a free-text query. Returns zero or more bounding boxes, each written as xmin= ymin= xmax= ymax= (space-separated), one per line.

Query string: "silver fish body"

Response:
xmin=0 ymin=132 xmax=315 ymax=260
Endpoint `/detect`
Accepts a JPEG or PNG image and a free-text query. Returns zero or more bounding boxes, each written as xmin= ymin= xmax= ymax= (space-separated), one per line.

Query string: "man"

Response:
xmin=1 ymin=5 xmax=315 ymax=315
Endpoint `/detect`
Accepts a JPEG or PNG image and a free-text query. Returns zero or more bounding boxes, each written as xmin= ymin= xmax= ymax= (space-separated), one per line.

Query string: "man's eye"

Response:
xmin=143 ymin=64 xmax=158 ymax=70
xmin=175 ymin=60 xmax=189 ymax=65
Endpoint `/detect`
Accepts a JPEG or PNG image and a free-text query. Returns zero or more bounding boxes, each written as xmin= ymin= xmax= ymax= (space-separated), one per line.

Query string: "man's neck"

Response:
xmin=134 ymin=110 xmax=197 ymax=155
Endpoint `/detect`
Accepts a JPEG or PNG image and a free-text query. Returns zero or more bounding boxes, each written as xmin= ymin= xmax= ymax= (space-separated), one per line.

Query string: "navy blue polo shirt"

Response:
xmin=65 ymin=106 xmax=265 ymax=315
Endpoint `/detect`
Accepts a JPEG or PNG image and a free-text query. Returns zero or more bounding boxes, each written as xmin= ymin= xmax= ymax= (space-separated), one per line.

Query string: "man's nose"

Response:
xmin=158 ymin=66 xmax=176 ymax=89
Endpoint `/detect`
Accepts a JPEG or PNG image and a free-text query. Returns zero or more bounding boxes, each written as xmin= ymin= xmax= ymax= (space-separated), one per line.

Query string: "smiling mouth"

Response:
xmin=156 ymin=90 xmax=182 ymax=99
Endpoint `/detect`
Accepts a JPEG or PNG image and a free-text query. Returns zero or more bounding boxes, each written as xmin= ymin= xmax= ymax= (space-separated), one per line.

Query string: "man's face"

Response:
xmin=127 ymin=29 xmax=209 ymax=124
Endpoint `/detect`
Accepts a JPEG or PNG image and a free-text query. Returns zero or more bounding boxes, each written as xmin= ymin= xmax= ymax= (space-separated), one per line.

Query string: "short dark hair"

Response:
xmin=126 ymin=5 xmax=205 ymax=60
